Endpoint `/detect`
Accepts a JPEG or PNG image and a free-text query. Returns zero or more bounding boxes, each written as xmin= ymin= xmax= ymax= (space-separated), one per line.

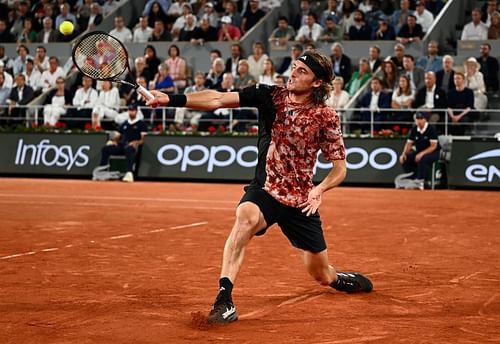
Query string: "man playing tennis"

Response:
xmin=147 ymin=50 xmax=373 ymax=325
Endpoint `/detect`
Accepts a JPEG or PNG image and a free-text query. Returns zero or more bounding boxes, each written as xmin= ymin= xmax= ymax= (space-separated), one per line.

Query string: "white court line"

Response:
xmin=40 ymin=248 xmax=59 ymax=253
xmin=109 ymin=234 xmax=134 ymax=240
xmin=170 ymin=222 xmax=208 ymax=229
xmin=0 ymin=251 xmax=36 ymax=260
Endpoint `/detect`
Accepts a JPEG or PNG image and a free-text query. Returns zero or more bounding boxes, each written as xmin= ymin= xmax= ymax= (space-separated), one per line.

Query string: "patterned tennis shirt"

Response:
xmin=239 ymin=85 xmax=345 ymax=208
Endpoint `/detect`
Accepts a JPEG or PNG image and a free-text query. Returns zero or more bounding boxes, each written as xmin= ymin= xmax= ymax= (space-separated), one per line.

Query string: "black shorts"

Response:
xmin=240 ymin=185 xmax=327 ymax=253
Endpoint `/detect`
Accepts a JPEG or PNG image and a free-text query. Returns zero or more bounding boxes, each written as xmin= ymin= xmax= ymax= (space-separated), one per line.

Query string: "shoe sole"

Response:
xmin=207 ymin=311 xmax=238 ymax=325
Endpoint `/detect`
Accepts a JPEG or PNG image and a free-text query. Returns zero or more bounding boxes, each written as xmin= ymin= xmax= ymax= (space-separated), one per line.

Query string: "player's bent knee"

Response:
xmin=235 ymin=202 xmax=263 ymax=232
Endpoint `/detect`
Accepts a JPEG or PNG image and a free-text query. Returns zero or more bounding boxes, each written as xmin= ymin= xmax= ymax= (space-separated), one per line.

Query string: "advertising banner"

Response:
xmin=448 ymin=140 xmax=500 ymax=188
xmin=0 ymin=133 xmax=107 ymax=176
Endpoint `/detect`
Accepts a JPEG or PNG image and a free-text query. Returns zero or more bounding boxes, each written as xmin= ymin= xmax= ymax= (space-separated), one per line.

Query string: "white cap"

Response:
xmin=221 ymin=16 xmax=232 ymax=24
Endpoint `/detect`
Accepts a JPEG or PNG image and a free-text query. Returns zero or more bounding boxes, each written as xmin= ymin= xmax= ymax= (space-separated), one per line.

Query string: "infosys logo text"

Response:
xmin=465 ymin=149 xmax=500 ymax=183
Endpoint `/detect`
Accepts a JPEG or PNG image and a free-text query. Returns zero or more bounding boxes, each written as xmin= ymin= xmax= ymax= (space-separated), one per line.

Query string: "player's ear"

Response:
xmin=312 ymin=79 xmax=322 ymax=88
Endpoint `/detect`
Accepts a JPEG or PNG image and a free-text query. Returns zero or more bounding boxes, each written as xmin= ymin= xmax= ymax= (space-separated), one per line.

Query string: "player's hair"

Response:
xmin=302 ymin=50 xmax=333 ymax=104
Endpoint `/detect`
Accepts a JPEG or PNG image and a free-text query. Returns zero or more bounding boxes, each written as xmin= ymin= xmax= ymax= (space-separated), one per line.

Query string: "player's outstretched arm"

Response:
xmin=146 ymin=90 xmax=240 ymax=110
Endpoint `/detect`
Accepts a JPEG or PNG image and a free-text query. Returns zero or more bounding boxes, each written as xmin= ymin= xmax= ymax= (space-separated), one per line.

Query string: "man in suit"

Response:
xmin=36 ymin=17 xmax=59 ymax=43
xmin=403 ymin=54 xmax=425 ymax=92
xmin=368 ymin=45 xmax=383 ymax=73
xmin=435 ymin=55 xmax=456 ymax=94
xmin=7 ymin=74 xmax=34 ymax=125
xmin=413 ymin=71 xmax=447 ymax=131
xmin=225 ymin=43 xmax=244 ymax=78
xmin=357 ymin=77 xmax=392 ymax=132
xmin=330 ymin=42 xmax=352 ymax=84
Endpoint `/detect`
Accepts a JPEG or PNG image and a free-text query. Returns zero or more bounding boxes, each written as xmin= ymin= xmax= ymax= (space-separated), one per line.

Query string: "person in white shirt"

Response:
xmin=0 ymin=61 xmax=14 ymax=89
xmin=70 ymin=76 xmax=98 ymax=129
xmin=258 ymin=58 xmax=278 ymax=85
xmin=171 ymin=3 xmax=197 ymax=39
xmin=34 ymin=46 xmax=50 ymax=74
xmin=43 ymin=77 xmax=71 ymax=126
xmin=295 ymin=13 xmax=322 ymax=43
xmin=93 ymin=80 xmax=121 ymax=129
xmin=0 ymin=73 xmax=11 ymax=116
xmin=326 ymin=76 xmax=350 ymax=126
xmin=110 ymin=16 xmax=132 ymax=43
xmin=464 ymin=57 xmax=488 ymax=110
xmin=23 ymin=58 xmax=42 ymax=95
xmin=39 ymin=57 xmax=65 ymax=93
xmin=133 ymin=16 xmax=153 ymax=43
xmin=414 ymin=0 xmax=434 ymax=33
xmin=247 ymin=41 xmax=269 ymax=80
xmin=461 ymin=8 xmax=488 ymax=41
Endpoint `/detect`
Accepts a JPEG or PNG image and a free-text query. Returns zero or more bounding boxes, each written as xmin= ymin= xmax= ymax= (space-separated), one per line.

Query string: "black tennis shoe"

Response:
xmin=207 ymin=295 xmax=238 ymax=324
xmin=331 ymin=272 xmax=373 ymax=293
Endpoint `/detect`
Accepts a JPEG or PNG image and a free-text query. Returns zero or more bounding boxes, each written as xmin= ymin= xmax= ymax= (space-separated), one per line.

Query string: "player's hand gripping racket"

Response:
xmin=72 ymin=31 xmax=154 ymax=101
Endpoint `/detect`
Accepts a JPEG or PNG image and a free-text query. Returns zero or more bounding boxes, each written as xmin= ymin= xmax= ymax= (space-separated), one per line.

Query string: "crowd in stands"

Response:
xmin=0 ymin=0 xmax=498 ymax=136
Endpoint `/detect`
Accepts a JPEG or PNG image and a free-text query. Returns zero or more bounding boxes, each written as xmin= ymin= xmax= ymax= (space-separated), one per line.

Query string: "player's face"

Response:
xmin=287 ymin=60 xmax=320 ymax=95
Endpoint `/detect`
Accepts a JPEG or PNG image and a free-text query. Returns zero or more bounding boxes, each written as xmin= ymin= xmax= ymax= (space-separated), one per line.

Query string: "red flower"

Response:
xmin=55 ymin=121 xmax=63 ymax=128
xmin=208 ymin=126 xmax=216 ymax=133
xmin=249 ymin=126 xmax=258 ymax=133
xmin=84 ymin=123 xmax=92 ymax=130
xmin=402 ymin=127 xmax=409 ymax=135
xmin=31 ymin=123 xmax=38 ymax=128
xmin=218 ymin=125 xmax=225 ymax=133
xmin=393 ymin=125 xmax=400 ymax=132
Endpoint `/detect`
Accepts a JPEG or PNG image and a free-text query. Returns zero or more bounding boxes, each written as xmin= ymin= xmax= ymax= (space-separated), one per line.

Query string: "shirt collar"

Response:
xmin=417 ymin=122 xmax=428 ymax=134
xmin=127 ymin=117 xmax=140 ymax=125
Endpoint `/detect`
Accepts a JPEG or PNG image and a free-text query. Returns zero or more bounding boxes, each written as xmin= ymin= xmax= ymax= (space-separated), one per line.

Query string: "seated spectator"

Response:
xmin=7 ymin=74 xmax=34 ymax=125
xmin=295 ymin=13 xmax=322 ymax=43
xmin=258 ymin=58 xmax=277 ymax=85
xmin=269 ymin=16 xmax=296 ymax=46
xmin=241 ymin=0 xmax=266 ymax=35
xmin=133 ymin=16 xmax=153 ymax=43
xmin=326 ymin=76 xmax=350 ymax=114
xmin=144 ymin=45 xmax=162 ymax=76
xmin=200 ymin=2 xmax=219 ymax=28
xmin=80 ymin=3 xmax=103 ymax=31
xmin=390 ymin=43 xmax=406 ymax=71
xmin=96 ymin=104 xmax=147 ymax=183
xmin=146 ymin=1 xmax=169 ymax=29
xmin=23 ymin=58 xmax=42 ymax=95
xmin=340 ymin=0 xmax=356 ymax=35
xmin=190 ymin=17 xmax=218 ymax=45
xmin=9 ymin=1 xmax=31 ymax=38
xmin=124 ymin=77 xmax=150 ymax=113
xmin=399 ymin=112 xmax=441 ymax=190
xmin=319 ymin=16 xmax=343 ymax=43
xmin=477 ymin=43 xmax=499 ymax=92
xmin=0 ymin=73 xmax=10 ymax=117
xmin=348 ymin=10 xmax=372 ymax=40
xmin=36 ymin=17 xmax=58 ymax=43
xmin=402 ymin=54 xmax=425 ymax=91
xmin=371 ymin=15 xmax=396 ymax=40
xmin=224 ymin=1 xmax=242 ymax=28
xmin=13 ymin=44 xmax=32 ymax=76
xmin=174 ymin=71 xmax=207 ymax=130
xmin=357 ymin=77 xmax=392 ymax=132
xmin=481 ymin=0 xmax=498 ymax=26
xmin=234 ymin=59 xmax=256 ymax=90
xmin=172 ymin=3 xmax=197 ymax=39
xmin=447 ymin=72 xmax=476 ymax=135
xmin=320 ymin=0 xmax=340 ymax=27
xmin=381 ymin=60 xmax=399 ymax=91
xmin=218 ymin=16 xmax=242 ymax=41
xmin=397 ymin=14 xmax=424 ymax=44
xmin=121 ymin=57 xmax=152 ymax=99
xmin=67 ymin=76 xmax=98 ymax=129
xmin=488 ymin=11 xmax=500 ymax=39
xmin=165 ymin=45 xmax=187 ymax=91
xmin=461 ymin=8 xmax=488 ymax=41
xmin=464 ymin=57 xmax=488 ymax=110
xmin=178 ymin=14 xmax=197 ymax=42
xmin=152 ymin=63 xmax=175 ymax=93
xmin=204 ymin=58 xmax=225 ymax=89
xmin=225 ymin=44 xmax=244 ymax=77
xmin=391 ymin=75 xmax=415 ymax=126
xmin=55 ymin=3 xmax=78 ymax=32
xmin=416 ymin=41 xmax=443 ymax=73
xmin=0 ymin=61 xmax=14 ymax=89
xmin=330 ymin=42 xmax=352 ymax=85
xmin=345 ymin=58 xmax=372 ymax=96
xmin=0 ymin=19 xmax=15 ymax=43
xmin=368 ymin=45 xmax=383 ymax=72
xmin=150 ymin=20 xmax=172 ymax=41
xmin=43 ymin=77 xmax=71 ymax=127
xmin=391 ymin=0 xmax=413 ymax=34
xmin=247 ymin=42 xmax=269 ymax=80
xmin=39 ymin=57 xmax=65 ymax=94
xmin=143 ymin=0 xmax=170 ymax=17
xmin=436 ymin=55 xmax=456 ymax=94
xmin=110 ymin=16 xmax=133 ymax=43
xmin=414 ymin=0 xmax=434 ymax=34
xmin=278 ymin=44 xmax=303 ymax=77
xmin=274 ymin=75 xmax=286 ymax=87
xmin=413 ymin=71 xmax=447 ymax=129
xmin=34 ymin=46 xmax=50 ymax=74
xmin=103 ymin=0 xmax=120 ymax=16
xmin=92 ymin=80 xmax=121 ymax=129
xmin=294 ymin=0 xmax=313 ymax=30
xmin=17 ymin=18 xmax=37 ymax=43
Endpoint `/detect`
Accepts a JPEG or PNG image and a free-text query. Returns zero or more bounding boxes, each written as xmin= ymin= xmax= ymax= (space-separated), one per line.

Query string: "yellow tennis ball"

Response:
xmin=59 ymin=21 xmax=74 ymax=36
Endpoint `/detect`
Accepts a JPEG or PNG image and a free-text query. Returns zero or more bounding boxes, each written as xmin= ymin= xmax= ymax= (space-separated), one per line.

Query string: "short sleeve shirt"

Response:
xmin=408 ymin=123 xmax=440 ymax=153
xmin=119 ymin=120 xmax=148 ymax=144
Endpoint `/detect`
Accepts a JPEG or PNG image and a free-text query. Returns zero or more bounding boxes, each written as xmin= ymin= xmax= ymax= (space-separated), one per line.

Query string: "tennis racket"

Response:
xmin=72 ymin=31 xmax=154 ymax=101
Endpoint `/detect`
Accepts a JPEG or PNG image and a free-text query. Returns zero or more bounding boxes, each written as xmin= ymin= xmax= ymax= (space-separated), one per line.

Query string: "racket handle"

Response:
xmin=136 ymin=85 xmax=154 ymax=101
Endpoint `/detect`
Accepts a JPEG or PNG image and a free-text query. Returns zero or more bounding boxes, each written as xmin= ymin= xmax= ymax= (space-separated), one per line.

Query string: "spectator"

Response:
xmin=120 ymin=77 xmax=149 ymax=124
xmin=274 ymin=75 xmax=286 ymax=87
xmin=223 ymin=1 xmax=241 ymax=28
xmin=320 ymin=0 xmax=340 ymax=27
xmin=368 ymin=45 xmax=383 ymax=72
xmin=319 ymin=16 xmax=343 ymax=43
xmin=295 ymin=13 xmax=322 ymax=43
xmin=0 ymin=47 xmax=13 ymax=76
xmin=150 ymin=19 xmax=172 ymax=41
xmin=258 ymin=58 xmax=277 ymax=85
xmin=241 ymin=0 xmax=266 ymax=34
xmin=34 ymin=46 xmax=50 ymax=74
xmin=326 ymin=76 xmax=350 ymax=113
xmin=0 ymin=73 xmax=10 ymax=116
xmin=39 ymin=57 xmax=65 ymax=93
xmin=178 ymin=14 xmax=197 ymax=41
xmin=414 ymin=0 xmax=434 ymax=34
xmin=133 ymin=16 xmax=153 ymax=43
xmin=172 ymin=3 xmax=196 ymax=39
xmin=481 ymin=0 xmax=498 ymax=26
xmin=247 ymin=42 xmax=269 ymax=80
xmin=399 ymin=112 xmax=441 ymax=190
xmin=42 ymin=77 xmax=71 ymax=126
xmin=110 ymin=16 xmax=132 ymax=43
xmin=330 ymin=42 xmax=352 ymax=83
xmin=144 ymin=46 xmax=161 ymax=76
xmin=68 ymin=76 xmax=98 ymax=129
xmin=371 ymin=15 xmax=396 ymax=40
xmin=390 ymin=43 xmax=406 ymax=71
xmin=96 ymin=103 xmax=147 ymax=183
xmin=381 ymin=60 xmax=399 ymax=91
xmin=143 ymin=0 xmax=170 ymax=17
xmin=391 ymin=0 xmax=413 ymax=33
xmin=92 ymin=80 xmax=120 ymax=129
xmin=0 ymin=61 xmax=13 ymax=89
xmin=218 ymin=15 xmax=242 ymax=41
xmin=165 ymin=44 xmax=187 ymax=91
xmin=234 ymin=59 xmax=256 ymax=90
xmin=190 ymin=17 xmax=218 ymax=45
xmin=55 ymin=3 xmax=78 ymax=32
xmin=147 ymin=1 xmax=169 ymax=28
xmin=23 ymin=58 xmax=42 ymax=95
xmin=152 ymin=63 xmax=175 ymax=93
xmin=204 ymin=57 xmax=225 ymax=89
xmin=36 ymin=17 xmax=58 ymax=43
xmin=403 ymin=54 xmax=425 ymax=91
xmin=83 ymin=3 xmax=103 ymax=31
xmin=447 ymin=72 xmax=476 ymax=135
xmin=174 ymin=71 xmax=207 ymax=130
xmin=199 ymin=72 xmax=235 ymax=131
xmin=341 ymin=0 xmax=357 ymax=35
xmin=477 ymin=43 xmax=499 ymax=92
xmin=293 ymin=0 xmax=313 ymax=30
xmin=278 ymin=43 xmax=302 ymax=77
xmin=416 ymin=40 xmax=443 ymax=73
xmin=201 ymin=2 xmax=219 ymax=28
xmin=357 ymin=77 xmax=392 ymax=132
xmin=464 ymin=57 xmax=488 ymax=110
xmin=488 ymin=11 xmax=500 ymax=39
xmin=391 ymin=75 xmax=414 ymax=126
xmin=225 ymin=44 xmax=244 ymax=78
xmin=397 ymin=14 xmax=424 ymax=44
xmin=345 ymin=58 xmax=372 ymax=96
xmin=9 ymin=1 xmax=32 ymax=38
xmin=121 ymin=57 xmax=153 ymax=99
xmin=103 ymin=0 xmax=120 ymax=16
xmin=269 ymin=16 xmax=296 ymax=46
xmin=461 ymin=8 xmax=488 ymax=41
xmin=348 ymin=9 xmax=372 ymax=40
xmin=17 ymin=17 xmax=37 ymax=43
xmin=0 ymin=19 xmax=14 ymax=43
xmin=209 ymin=49 xmax=222 ymax=63
xmin=413 ymin=71 xmax=447 ymax=129
xmin=436 ymin=55 xmax=456 ymax=94
xmin=7 ymin=74 xmax=34 ymax=124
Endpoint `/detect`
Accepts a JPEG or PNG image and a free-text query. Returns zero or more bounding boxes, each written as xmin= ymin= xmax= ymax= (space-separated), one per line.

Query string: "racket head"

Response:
xmin=72 ymin=31 xmax=132 ymax=82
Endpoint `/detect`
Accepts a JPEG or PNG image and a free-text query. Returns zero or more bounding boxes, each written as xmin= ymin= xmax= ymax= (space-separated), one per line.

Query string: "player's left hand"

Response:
xmin=300 ymin=187 xmax=323 ymax=216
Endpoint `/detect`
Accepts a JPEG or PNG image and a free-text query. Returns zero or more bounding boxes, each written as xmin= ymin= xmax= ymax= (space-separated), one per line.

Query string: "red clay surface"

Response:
xmin=1 ymin=178 xmax=500 ymax=344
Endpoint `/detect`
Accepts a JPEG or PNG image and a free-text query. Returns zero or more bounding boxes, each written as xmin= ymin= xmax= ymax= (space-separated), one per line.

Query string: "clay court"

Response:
xmin=1 ymin=178 xmax=499 ymax=343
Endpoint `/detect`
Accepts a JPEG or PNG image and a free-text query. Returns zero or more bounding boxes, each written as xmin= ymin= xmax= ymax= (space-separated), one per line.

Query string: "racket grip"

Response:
xmin=136 ymin=85 xmax=154 ymax=101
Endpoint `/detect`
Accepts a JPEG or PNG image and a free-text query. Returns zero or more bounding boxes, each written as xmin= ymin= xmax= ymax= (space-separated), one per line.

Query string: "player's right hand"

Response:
xmin=146 ymin=90 xmax=170 ymax=108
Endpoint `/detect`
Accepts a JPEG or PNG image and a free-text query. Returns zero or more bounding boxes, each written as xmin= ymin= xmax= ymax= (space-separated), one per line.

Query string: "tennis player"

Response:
xmin=147 ymin=50 xmax=373 ymax=325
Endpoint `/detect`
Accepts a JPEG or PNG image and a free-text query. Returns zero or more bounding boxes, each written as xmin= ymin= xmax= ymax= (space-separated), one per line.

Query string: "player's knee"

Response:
xmin=235 ymin=205 xmax=261 ymax=232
